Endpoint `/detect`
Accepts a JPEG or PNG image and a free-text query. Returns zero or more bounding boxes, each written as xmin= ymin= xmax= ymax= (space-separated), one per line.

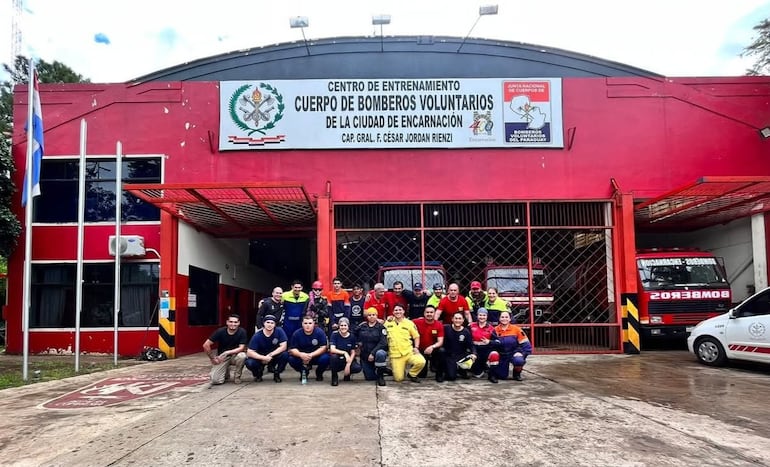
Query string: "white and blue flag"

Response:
xmin=22 ymin=69 xmax=44 ymax=207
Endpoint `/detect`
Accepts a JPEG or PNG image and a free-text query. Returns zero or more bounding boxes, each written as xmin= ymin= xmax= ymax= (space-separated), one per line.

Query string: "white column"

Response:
xmin=751 ymin=213 xmax=768 ymax=292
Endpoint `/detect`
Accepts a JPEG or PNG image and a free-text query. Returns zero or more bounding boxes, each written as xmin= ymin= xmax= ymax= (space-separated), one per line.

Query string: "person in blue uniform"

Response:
xmin=281 ymin=280 xmax=309 ymax=339
xmin=288 ymin=316 xmax=330 ymax=384
xmin=442 ymin=312 xmax=477 ymax=381
xmin=348 ymin=283 xmax=367 ymax=328
xmin=403 ymin=282 xmax=431 ymax=320
xmin=256 ymin=287 xmax=284 ymax=330
xmin=244 ymin=314 xmax=288 ymax=383
xmin=355 ymin=307 xmax=389 ymax=386
xmin=329 ymin=317 xmax=362 ymax=386
xmin=491 ymin=311 xmax=532 ymax=381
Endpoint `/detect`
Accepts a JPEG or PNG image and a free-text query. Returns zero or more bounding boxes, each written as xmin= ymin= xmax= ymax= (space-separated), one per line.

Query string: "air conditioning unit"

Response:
xmin=108 ymin=235 xmax=146 ymax=257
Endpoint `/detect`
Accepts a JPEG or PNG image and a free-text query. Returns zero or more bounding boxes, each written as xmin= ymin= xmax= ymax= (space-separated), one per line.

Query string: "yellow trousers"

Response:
xmin=390 ymin=352 xmax=426 ymax=382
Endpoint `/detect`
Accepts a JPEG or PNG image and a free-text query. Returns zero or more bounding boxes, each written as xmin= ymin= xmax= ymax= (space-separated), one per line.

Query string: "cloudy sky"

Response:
xmin=1 ymin=0 xmax=768 ymax=82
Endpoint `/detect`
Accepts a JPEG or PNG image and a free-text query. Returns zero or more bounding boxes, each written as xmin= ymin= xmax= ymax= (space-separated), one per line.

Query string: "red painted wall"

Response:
xmin=7 ymin=76 xmax=770 ymax=355
xmin=22 ymin=330 xmax=154 ymax=357
xmin=11 ymin=78 xmax=770 ymax=203
xmin=171 ymin=274 xmax=255 ymax=355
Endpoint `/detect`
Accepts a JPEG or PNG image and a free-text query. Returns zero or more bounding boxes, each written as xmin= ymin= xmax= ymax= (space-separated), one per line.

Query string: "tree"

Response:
xmin=0 ymin=56 xmax=89 ymax=257
xmin=743 ymin=18 xmax=770 ymax=76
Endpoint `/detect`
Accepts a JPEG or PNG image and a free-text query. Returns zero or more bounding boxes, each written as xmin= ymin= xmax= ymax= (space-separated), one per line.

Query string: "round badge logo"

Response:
xmin=311 ymin=339 xmax=318 ymax=346
xmin=459 ymin=335 xmax=466 ymax=342
xmin=272 ymin=338 xmax=279 ymax=345
xmin=382 ymin=329 xmax=387 ymax=335
xmin=748 ymin=322 xmax=766 ymax=339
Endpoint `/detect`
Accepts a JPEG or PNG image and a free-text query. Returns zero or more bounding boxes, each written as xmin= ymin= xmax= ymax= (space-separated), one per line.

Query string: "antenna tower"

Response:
xmin=11 ymin=0 xmax=22 ymax=65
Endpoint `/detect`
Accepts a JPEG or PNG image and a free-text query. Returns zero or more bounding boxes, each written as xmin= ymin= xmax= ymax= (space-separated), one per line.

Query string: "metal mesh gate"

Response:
xmin=335 ymin=201 xmax=621 ymax=353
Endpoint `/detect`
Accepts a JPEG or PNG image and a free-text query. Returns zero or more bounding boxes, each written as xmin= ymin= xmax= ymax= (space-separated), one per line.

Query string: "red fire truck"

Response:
xmin=635 ymin=249 xmax=731 ymax=338
xmin=376 ymin=262 xmax=447 ymax=291
xmin=483 ymin=263 xmax=555 ymax=323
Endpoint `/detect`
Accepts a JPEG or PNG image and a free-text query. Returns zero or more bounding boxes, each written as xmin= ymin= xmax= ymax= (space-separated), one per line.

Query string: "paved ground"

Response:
xmin=0 ymin=351 xmax=769 ymax=466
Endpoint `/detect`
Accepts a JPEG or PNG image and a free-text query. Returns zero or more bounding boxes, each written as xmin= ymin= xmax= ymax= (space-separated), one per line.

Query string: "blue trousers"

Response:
xmin=471 ymin=345 xmax=494 ymax=376
xmin=330 ymin=355 xmax=363 ymax=374
xmin=282 ymin=319 xmax=301 ymax=342
xmin=360 ymin=349 xmax=388 ymax=381
xmin=490 ymin=353 xmax=527 ymax=379
xmin=245 ymin=351 xmax=288 ymax=376
xmin=288 ymin=353 xmax=330 ymax=374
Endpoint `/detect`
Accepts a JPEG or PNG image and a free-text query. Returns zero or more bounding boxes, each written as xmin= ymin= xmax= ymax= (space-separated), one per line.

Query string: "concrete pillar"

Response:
xmin=751 ymin=213 xmax=767 ymax=291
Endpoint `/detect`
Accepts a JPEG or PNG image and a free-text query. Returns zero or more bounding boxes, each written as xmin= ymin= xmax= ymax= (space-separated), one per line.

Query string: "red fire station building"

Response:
xmin=7 ymin=36 xmax=770 ymax=357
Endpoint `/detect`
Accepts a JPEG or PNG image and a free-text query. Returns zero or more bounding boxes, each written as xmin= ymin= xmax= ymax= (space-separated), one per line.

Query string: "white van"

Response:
xmin=687 ymin=287 xmax=770 ymax=366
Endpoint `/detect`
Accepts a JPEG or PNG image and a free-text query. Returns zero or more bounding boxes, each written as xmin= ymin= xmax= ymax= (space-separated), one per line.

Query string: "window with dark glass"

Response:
xmin=188 ymin=266 xmax=220 ymax=326
xmin=31 ymin=263 xmax=160 ymax=328
xmin=34 ymin=158 xmax=161 ymax=223
xmin=31 ymin=264 xmax=76 ymax=327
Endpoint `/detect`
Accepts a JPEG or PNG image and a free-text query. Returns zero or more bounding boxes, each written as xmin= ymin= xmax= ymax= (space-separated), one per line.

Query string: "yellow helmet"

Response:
xmin=456 ymin=355 xmax=474 ymax=370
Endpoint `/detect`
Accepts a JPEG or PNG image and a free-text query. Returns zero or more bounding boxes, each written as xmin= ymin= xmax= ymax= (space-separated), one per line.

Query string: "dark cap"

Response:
xmin=263 ymin=315 xmax=277 ymax=323
xmin=432 ymin=283 xmax=444 ymax=290
xmin=413 ymin=282 xmax=423 ymax=291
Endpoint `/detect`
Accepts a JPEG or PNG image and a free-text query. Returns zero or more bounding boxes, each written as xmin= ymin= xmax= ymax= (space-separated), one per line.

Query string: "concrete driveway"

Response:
xmin=0 ymin=351 xmax=768 ymax=466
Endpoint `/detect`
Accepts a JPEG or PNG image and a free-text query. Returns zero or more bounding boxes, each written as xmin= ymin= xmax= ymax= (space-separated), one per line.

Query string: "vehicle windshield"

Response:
xmin=382 ymin=269 xmax=446 ymax=291
xmin=637 ymin=257 xmax=728 ymax=290
xmin=486 ymin=267 xmax=550 ymax=294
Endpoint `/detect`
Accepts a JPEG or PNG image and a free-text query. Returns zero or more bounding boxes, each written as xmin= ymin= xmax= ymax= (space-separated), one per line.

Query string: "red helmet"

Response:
xmin=312 ymin=280 xmax=323 ymax=290
xmin=487 ymin=351 xmax=500 ymax=365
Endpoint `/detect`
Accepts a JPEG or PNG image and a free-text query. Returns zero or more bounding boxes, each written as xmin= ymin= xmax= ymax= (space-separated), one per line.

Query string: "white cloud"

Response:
xmin=0 ymin=0 xmax=767 ymax=82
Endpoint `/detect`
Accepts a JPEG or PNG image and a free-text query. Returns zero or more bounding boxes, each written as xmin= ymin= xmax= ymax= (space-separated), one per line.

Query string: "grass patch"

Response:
xmin=0 ymin=347 xmax=145 ymax=390
xmin=0 ymin=361 xmax=121 ymax=390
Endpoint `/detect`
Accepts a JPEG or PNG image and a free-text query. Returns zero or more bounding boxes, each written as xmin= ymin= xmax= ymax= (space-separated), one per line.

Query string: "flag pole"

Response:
xmin=21 ymin=57 xmax=35 ymax=381
xmin=74 ymin=119 xmax=87 ymax=372
xmin=113 ymin=141 xmax=122 ymax=366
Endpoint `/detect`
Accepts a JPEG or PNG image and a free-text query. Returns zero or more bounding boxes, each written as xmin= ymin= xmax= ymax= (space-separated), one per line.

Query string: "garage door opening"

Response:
xmin=334 ymin=201 xmax=621 ymax=353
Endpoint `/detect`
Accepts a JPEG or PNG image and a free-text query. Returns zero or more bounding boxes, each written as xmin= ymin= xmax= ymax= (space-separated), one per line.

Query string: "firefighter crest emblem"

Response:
xmin=227 ymin=83 xmax=286 ymax=145
xmin=748 ymin=322 xmax=765 ymax=339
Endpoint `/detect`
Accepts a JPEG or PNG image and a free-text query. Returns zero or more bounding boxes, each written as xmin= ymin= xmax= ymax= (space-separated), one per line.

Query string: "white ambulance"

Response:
xmin=687 ymin=287 xmax=770 ymax=366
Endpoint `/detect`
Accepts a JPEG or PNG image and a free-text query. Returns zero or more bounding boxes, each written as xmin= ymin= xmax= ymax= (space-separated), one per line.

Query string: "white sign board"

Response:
xmin=219 ymin=78 xmax=563 ymax=150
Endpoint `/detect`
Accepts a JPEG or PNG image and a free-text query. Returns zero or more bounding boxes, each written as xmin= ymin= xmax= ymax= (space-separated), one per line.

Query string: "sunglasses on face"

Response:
xmin=313 ymin=288 xmax=322 ymax=292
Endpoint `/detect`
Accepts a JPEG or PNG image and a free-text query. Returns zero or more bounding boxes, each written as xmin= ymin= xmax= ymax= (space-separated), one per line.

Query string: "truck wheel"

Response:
xmin=695 ymin=337 xmax=727 ymax=366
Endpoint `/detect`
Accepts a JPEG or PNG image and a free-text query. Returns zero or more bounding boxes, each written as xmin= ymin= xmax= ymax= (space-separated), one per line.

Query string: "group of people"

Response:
xmin=203 ymin=278 xmax=531 ymax=386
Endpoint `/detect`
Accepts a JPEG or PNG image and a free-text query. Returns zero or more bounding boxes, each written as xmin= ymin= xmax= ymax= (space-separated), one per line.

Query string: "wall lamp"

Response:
xmin=372 ymin=14 xmax=391 ymax=52
xmin=457 ymin=4 xmax=498 ymax=53
xmin=290 ymin=16 xmax=311 ymax=56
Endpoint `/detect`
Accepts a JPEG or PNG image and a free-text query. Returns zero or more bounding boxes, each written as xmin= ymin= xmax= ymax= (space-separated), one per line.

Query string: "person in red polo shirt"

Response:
xmin=385 ymin=281 xmax=409 ymax=316
xmin=436 ymin=283 xmax=471 ymax=325
xmin=413 ymin=305 xmax=446 ymax=382
xmin=365 ymin=282 xmax=389 ymax=320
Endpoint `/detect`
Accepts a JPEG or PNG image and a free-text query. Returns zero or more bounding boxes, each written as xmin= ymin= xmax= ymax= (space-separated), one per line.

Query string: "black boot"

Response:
xmin=376 ymin=368 xmax=386 ymax=387
xmin=331 ymin=371 xmax=339 ymax=386
xmin=253 ymin=369 xmax=263 ymax=382
xmin=512 ymin=370 xmax=522 ymax=381
xmin=273 ymin=372 xmax=282 ymax=383
xmin=488 ymin=371 xmax=498 ymax=384
xmin=435 ymin=371 xmax=444 ymax=383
